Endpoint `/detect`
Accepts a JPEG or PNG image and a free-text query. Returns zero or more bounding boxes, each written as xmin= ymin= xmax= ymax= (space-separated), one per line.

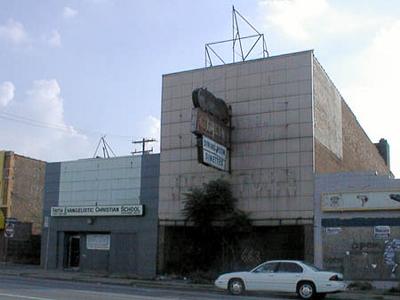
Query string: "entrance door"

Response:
xmin=66 ymin=235 xmax=80 ymax=269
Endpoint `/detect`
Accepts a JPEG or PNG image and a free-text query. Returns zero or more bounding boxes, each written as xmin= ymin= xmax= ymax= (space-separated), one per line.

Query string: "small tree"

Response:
xmin=183 ymin=179 xmax=251 ymax=273
xmin=183 ymin=179 xmax=236 ymax=226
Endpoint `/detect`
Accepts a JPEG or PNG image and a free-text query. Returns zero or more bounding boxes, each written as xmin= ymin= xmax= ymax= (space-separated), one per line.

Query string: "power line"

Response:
xmin=0 ymin=111 xmax=136 ymax=139
xmin=0 ymin=112 xmax=69 ymax=130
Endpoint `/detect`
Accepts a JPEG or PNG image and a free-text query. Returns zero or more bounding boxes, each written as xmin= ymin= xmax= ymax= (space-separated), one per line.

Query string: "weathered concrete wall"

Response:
xmin=58 ymin=156 xmax=142 ymax=207
xmin=313 ymin=58 xmax=342 ymax=159
xmin=322 ymin=224 xmax=400 ymax=280
xmin=314 ymin=172 xmax=400 ymax=280
xmin=313 ymin=58 xmax=390 ymax=175
xmin=160 ymin=51 xmax=314 ymax=223
xmin=8 ymin=153 xmax=45 ymax=235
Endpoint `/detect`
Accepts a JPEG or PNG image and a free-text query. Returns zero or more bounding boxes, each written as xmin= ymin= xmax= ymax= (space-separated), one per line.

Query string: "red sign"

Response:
xmin=191 ymin=108 xmax=230 ymax=146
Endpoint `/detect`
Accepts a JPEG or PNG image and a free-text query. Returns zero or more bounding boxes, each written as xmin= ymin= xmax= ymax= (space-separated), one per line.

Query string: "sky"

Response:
xmin=0 ymin=0 xmax=399 ymax=176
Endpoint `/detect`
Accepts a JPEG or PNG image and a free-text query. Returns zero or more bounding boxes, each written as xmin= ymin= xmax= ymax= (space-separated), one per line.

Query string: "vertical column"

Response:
xmin=304 ymin=224 xmax=314 ymax=263
xmin=157 ymin=224 xmax=165 ymax=274
xmin=313 ymin=216 xmax=323 ymax=268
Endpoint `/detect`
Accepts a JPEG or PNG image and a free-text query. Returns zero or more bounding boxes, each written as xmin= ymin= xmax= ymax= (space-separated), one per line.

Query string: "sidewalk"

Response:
xmin=0 ymin=263 xmax=399 ymax=300
xmin=0 ymin=263 xmax=212 ymax=290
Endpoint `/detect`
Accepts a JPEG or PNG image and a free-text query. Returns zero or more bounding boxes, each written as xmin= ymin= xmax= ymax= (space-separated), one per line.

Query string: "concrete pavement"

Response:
xmin=0 ymin=274 xmax=300 ymax=300
xmin=0 ymin=263 xmax=399 ymax=300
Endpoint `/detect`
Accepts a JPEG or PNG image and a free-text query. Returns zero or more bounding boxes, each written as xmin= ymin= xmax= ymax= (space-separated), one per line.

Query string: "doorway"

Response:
xmin=65 ymin=234 xmax=80 ymax=269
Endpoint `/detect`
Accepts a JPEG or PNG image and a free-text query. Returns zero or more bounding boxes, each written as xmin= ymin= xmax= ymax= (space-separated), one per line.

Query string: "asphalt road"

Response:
xmin=0 ymin=274 xmax=296 ymax=300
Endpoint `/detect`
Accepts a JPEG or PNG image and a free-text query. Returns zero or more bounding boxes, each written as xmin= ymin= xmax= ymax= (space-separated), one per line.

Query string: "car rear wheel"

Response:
xmin=228 ymin=278 xmax=245 ymax=295
xmin=297 ymin=281 xmax=316 ymax=299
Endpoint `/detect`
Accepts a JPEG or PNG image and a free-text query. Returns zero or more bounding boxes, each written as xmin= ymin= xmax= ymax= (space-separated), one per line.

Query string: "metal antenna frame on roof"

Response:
xmin=205 ymin=6 xmax=269 ymax=67
xmin=93 ymin=135 xmax=117 ymax=158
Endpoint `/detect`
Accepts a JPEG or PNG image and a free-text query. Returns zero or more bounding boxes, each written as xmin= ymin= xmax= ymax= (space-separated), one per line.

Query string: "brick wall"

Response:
xmin=10 ymin=154 xmax=46 ymax=235
xmin=315 ymin=101 xmax=389 ymax=175
xmin=313 ymin=57 xmax=390 ymax=175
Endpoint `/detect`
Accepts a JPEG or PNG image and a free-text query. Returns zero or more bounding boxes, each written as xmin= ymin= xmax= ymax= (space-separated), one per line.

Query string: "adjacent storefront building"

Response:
xmin=0 ymin=151 xmax=45 ymax=264
xmin=41 ymin=154 xmax=159 ymax=278
xmin=315 ymin=172 xmax=400 ymax=281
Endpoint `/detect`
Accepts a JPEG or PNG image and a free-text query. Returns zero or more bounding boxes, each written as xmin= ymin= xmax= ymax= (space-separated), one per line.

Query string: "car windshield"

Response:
xmin=302 ymin=262 xmax=323 ymax=272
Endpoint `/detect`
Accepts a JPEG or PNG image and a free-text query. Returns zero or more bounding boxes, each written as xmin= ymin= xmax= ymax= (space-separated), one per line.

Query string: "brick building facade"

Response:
xmin=0 ymin=151 xmax=45 ymax=264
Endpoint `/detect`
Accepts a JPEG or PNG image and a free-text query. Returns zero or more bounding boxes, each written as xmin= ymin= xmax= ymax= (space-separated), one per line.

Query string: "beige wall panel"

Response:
xmin=159 ymin=52 xmax=314 ymax=221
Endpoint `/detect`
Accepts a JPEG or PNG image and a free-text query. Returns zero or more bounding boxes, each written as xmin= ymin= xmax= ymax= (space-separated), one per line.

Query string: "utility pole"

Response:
xmin=132 ymin=138 xmax=156 ymax=155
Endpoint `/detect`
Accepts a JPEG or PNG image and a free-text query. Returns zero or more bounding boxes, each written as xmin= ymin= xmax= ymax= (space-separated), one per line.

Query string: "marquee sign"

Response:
xmin=199 ymin=136 xmax=227 ymax=171
xmin=51 ymin=205 xmax=144 ymax=217
xmin=322 ymin=190 xmax=400 ymax=212
xmin=191 ymin=108 xmax=230 ymax=146
xmin=191 ymin=88 xmax=231 ymax=172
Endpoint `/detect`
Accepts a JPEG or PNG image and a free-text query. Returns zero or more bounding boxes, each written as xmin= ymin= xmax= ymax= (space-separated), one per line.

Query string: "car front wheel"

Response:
xmin=297 ymin=281 xmax=316 ymax=299
xmin=228 ymin=278 xmax=245 ymax=295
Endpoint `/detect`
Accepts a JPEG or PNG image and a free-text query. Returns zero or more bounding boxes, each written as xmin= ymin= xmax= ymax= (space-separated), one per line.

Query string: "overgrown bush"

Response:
xmin=182 ymin=179 xmax=251 ymax=273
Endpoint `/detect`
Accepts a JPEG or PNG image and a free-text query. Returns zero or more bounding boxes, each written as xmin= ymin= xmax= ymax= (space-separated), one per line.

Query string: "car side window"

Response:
xmin=253 ymin=262 xmax=278 ymax=273
xmin=277 ymin=262 xmax=303 ymax=273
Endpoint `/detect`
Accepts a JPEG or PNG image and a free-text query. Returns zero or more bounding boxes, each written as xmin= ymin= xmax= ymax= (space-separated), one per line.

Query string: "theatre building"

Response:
xmin=158 ymin=50 xmax=391 ymax=272
xmin=41 ymin=154 xmax=159 ymax=278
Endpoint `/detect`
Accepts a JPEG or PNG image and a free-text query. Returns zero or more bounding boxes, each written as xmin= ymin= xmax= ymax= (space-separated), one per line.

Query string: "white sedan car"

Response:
xmin=215 ymin=260 xmax=346 ymax=299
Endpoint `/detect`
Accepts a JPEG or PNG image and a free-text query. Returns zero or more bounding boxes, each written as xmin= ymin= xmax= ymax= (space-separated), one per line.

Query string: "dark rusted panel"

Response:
xmin=192 ymin=88 xmax=230 ymax=124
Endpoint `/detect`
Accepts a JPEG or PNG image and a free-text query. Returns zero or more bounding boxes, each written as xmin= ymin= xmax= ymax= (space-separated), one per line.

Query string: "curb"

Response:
xmin=16 ymin=272 xmax=217 ymax=292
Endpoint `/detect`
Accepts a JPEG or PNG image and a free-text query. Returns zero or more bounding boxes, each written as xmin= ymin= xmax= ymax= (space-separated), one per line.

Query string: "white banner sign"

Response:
xmin=202 ymin=136 xmax=227 ymax=171
xmin=87 ymin=234 xmax=110 ymax=250
xmin=322 ymin=190 xmax=400 ymax=211
xmin=325 ymin=227 xmax=342 ymax=235
xmin=4 ymin=222 xmax=14 ymax=238
xmin=51 ymin=205 xmax=144 ymax=217
xmin=374 ymin=226 xmax=390 ymax=239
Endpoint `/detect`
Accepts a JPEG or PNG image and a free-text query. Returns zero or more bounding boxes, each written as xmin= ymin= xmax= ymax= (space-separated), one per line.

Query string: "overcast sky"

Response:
xmin=0 ymin=0 xmax=399 ymax=176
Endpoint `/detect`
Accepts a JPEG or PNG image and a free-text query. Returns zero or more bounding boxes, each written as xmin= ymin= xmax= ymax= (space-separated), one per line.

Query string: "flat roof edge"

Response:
xmin=163 ymin=49 xmax=314 ymax=77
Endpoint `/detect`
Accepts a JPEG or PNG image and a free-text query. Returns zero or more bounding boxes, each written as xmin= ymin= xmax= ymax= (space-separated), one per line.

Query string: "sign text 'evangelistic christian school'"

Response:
xmin=51 ymin=205 xmax=144 ymax=217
